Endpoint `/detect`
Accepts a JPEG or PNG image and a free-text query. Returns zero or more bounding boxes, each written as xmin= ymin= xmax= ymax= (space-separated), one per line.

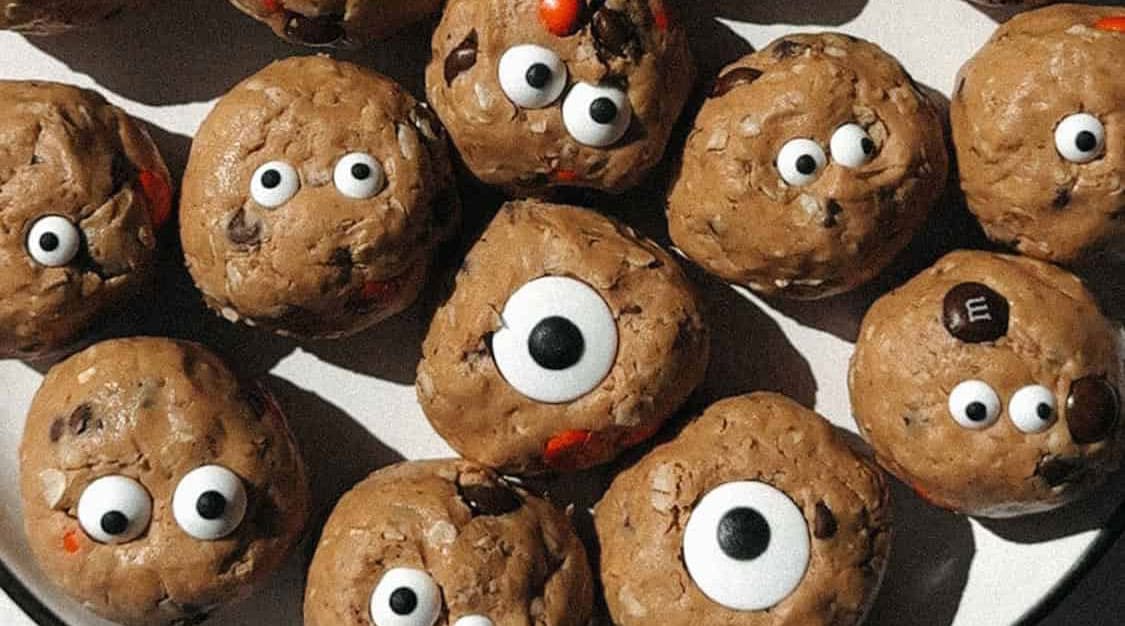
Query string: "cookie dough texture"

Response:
xmin=667 ymin=34 xmax=948 ymax=299
xmin=20 ymin=337 xmax=310 ymax=625
xmin=850 ymin=251 xmax=1124 ymax=517
xmin=304 ymin=459 xmax=594 ymax=626
xmin=951 ymin=4 xmax=1124 ymax=265
xmin=180 ymin=56 xmax=457 ymax=339
xmin=0 ymin=0 xmax=148 ymax=34
xmin=596 ymin=393 xmax=891 ymax=626
xmin=417 ymin=201 xmax=709 ymax=474
xmin=0 ymin=81 xmax=168 ymax=359
xmin=228 ymin=0 xmax=443 ymax=47
xmin=426 ymin=0 xmax=694 ymax=195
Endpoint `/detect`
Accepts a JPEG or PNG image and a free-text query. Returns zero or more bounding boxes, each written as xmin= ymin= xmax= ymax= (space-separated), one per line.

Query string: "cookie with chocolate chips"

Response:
xmin=426 ymin=0 xmax=694 ymax=195
xmin=667 ymin=33 xmax=948 ymax=299
xmin=850 ymin=250 xmax=1125 ymax=517
xmin=595 ymin=392 xmax=892 ymax=626
xmin=19 ymin=337 xmax=310 ymax=625
xmin=227 ymin=0 xmax=443 ymax=47
xmin=0 ymin=0 xmax=150 ymax=34
xmin=180 ymin=56 xmax=458 ymax=339
xmin=304 ymin=459 xmax=594 ymax=626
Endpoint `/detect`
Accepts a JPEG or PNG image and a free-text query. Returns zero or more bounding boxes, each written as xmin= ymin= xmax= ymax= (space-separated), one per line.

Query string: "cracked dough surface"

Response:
xmin=0 ymin=0 xmax=148 ymax=34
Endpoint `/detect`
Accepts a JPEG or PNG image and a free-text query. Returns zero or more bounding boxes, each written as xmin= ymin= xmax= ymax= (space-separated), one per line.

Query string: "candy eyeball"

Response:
xmin=76 ymin=475 xmax=152 ymax=544
xmin=498 ymin=44 xmax=568 ymax=109
xmin=562 ymin=82 xmax=633 ymax=148
xmin=777 ymin=138 xmax=827 ymax=187
xmin=1009 ymin=385 xmax=1058 ymax=434
xmin=370 ymin=567 xmax=443 ymax=626
xmin=830 ymin=123 xmax=877 ymax=168
xmin=250 ymin=160 xmax=300 ymax=208
xmin=452 ymin=616 xmax=493 ymax=626
xmin=1054 ymin=113 xmax=1105 ymax=164
xmin=333 ymin=153 xmax=386 ymax=199
xmin=172 ymin=465 xmax=249 ymax=541
xmin=948 ymin=379 xmax=1002 ymax=429
xmin=25 ymin=215 xmax=81 ymax=267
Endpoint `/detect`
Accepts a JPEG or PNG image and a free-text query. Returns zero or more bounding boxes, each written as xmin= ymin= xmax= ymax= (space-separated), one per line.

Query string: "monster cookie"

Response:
xmin=595 ymin=393 xmax=891 ymax=626
xmin=180 ymin=56 xmax=458 ymax=339
xmin=850 ymin=250 xmax=1124 ymax=517
xmin=951 ymin=4 xmax=1125 ymax=265
xmin=0 ymin=81 xmax=171 ymax=359
xmin=228 ymin=0 xmax=443 ymax=47
xmin=0 ymin=0 xmax=150 ymax=34
xmin=304 ymin=459 xmax=594 ymax=626
xmin=426 ymin=0 xmax=694 ymax=195
xmin=667 ymin=34 xmax=948 ymax=299
xmin=19 ymin=337 xmax=310 ymax=625
xmin=416 ymin=200 xmax=708 ymax=474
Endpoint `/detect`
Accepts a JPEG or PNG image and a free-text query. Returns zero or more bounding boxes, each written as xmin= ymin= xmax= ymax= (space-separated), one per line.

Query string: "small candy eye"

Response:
xmin=830 ymin=123 xmax=877 ymax=168
xmin=77 ymin=475 xmax=152 ymax=544
xmin=250 ymin=161 xmax=300 ymax=208
xmin=333 ymin=153 xmax=386 ymax=199
xmin=26 ymin=215 xmax=81 ymax=267
xmin=370 ymin=567 xmax=443 ymax=626
xmin=682 ymin=481 xmax=810 ymax=611
xmin=776 ymin=138 xmax=827 ymax=186
xmin=498 ymin=44 xmax=568 ymax=109
xmin=1009 ymin=385 xmax=1057 ymax=434
xmin=948 ymin=380 xmax=1002 ymax=430
xmin=1054 ymin=113 xmax=1106 ymax=164
xmin=172 ymin=465 xmax=248 ymax=540
xmin=561 ymin=82 xmax=632 ymax=148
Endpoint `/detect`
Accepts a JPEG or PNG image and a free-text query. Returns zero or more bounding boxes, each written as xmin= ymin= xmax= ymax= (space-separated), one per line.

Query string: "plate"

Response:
xmin=0 ymin=0 xmax=1123 ymax=624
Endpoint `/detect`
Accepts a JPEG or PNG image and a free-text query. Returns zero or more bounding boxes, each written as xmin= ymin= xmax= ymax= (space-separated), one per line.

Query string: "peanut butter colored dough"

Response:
xmin=305 ymin=459 xmax=594 ymax=626
xmin=228 ymin=0 xmax=443 ymax=47
xmin=0 ymin=0 xmax=149 ymax=34
xmin=951 ymin=4 xmax=1125 ymax=265
xmin=595 ymin=393 xmax=891 ymax=626
xmin=19 ymin=337 xmax=310 ymax=625
xmin=180 ymin=56 xmax=458 ymax=339
xmin=667 ymin=34 xmax=948 ymax=299
xmin=850 ymin=250 xmax=1124 ymax=518
xmin=0 ymin=81 xmax=169 ymax=359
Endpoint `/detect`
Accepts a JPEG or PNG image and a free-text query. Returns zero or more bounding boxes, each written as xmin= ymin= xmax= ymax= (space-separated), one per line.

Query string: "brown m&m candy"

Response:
xmin=942 ymin=282 xmax=1010 ymax=343
xmin=1067 ymin=377 xmax=1121 ymax=445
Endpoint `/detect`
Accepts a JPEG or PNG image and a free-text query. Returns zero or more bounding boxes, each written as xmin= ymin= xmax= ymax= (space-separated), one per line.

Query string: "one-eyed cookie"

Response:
xmin=180 ymin=56 xmax=458 ymax=339
xmin=667 ymin=34 xmax=948 ymax=299
xmin=19 ymin=337 xmax=310 ymax=625
xmin=416 ymin=200 xmax=709 ymax=474
xmin=0 ymin=0 xmax=150 ymax=34
xmin=595 ymin=393 xmax=892 ymax=626
xmin=850 ymin=250 xmax=1124 ymax=517
xmin=0 ymin=80 xmax=171 ymax=359
xmin=304 ymin=459 xmax=594 ymax=626
xmin=426 ymin=0 xmax=694 ymax=195
xmin=227 ymin=0 xmax=443 ymax=47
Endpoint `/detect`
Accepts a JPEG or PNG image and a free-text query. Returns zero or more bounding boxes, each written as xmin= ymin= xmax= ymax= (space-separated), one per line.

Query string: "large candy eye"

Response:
xmin=498 ymin=44 xmax=568 ymax=109
xmin=1054 ymin=113 xmax=1106 ymax=164
xmin=453 ymin=617 xmax=493 ymax=626
xmin=26 ymin=215 xmax=81 ymax=267
xmin=948 ymin=380 xmax=1002 ymax=430
xmin=682 ymin=481 xmax=810 ymax=611
xmin=1009 ymin=385 xmax=1058 ymax=434
xmin=370 ymin=568 xmax=443 ymax=626
xmin=172 ymin=465 xmax=248 ymax=540
xmin=491 ymin=276 xmax=618 ymax=404
xmin=777 ymin=138 xmax=827 ymax=186
xmin=76 ymin=475 xmax=152 ymax=544
xmin=562 ymin=82 xmax=632 ymax=148
xmin=250 ymin=161 xmax=300 ymax=208
xmin=334 ymin=153 xmax=386 ymax=199
xmin=830 ymin=123 xmax=877 ymax=168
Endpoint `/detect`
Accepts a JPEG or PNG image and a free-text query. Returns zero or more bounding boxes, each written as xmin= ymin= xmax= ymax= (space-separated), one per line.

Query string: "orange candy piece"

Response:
xmin=544 ymin=429 xmax=595 ymax=470
xmin=1094 ymin=16 xmax=1125 ymax=32
xmin=263 ymin=0 xmax=283 ymax=13
xmin=138 ymin=169 xmax=172 ymax=229
xmin=552 ymin=168 xmax=579 ymax=184
xmin=539 ymin=0 xmax=582 ymax=37
xmin=63 ymin=529 xmax=81 ymax=554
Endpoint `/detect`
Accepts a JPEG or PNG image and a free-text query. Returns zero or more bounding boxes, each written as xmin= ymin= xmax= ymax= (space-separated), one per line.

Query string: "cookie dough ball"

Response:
xmin=19 ymin=337 xmax=310 ymax=625
xmin=180 ymin=56 xmax=458 ymax=339
xmin=426 ymin=0 xmax=694 ymax=195
xmin=596 ymin=393 xmax=892 ymax=626
xmin=0 ymin=0 xmax=150 ymax=34
xmin=417 ymin=201 xmax=709 ymax=474
xmin=305 ymin=459 xmax=594 ymax=626
xmin=228 ymin=0 xmax=443 ymax=47
xmin=850 ymin=250 xmax=1124 ymax=517
xmin=951 ymin=4 xmax=1125 ymax=265
xmin=667 ymin=34 xmax=948 ymax=299
xmin=0 ymin=81 xmax=171 ymax=359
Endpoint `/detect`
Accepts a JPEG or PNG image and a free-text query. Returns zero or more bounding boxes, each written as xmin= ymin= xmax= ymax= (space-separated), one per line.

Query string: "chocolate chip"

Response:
xmin=823 ymin=199 xmax=843 ymax=228
xmin=710 ymin=67 xmax=763 ymax=98
xmin=48 ymin=418 xmax=65 ymax=442
xmin=772 ymin=39 xmax=808 ymax=59
xmin=1053 ymin=187 xmax=1071 ymax=209
xmin=226 ymin=208 xmax=262 ymax=247
xmin=457 ymin=482 xmax=522 ymax=517
xmin=1066 ymin=377 xmax=1120 ymax=445
xmin=813 ymin=501 xmax=838 ymax=539
xmin=941 ymin=282 xmax=1009 ymax=343
xmin=1035 ymin=456 xmax=1084 ymax=487
xmin=329 ymin=247 xmax=353 ymax=286
xmin=592 ymin=9 xmax=640 ymax=61
xmin=283 ymin=12 xmax=345 ymax=46
xmin=68 ymin=404 xmax=93 ymax=436
xmin=444 ymin=31 xmax=478 ymax=85
xmin=110 ymin=151 xmax=134 ymax=195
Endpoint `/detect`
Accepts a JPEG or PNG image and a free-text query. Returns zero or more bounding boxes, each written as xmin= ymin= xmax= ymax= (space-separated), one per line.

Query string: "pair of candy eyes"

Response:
xmin=249 ymin=152 xmax=386 ymax=209
xmin=370 ymin=568 xmax=491 ymax=626
xmin=775 ymin=124 xmax=879 ymax=187
xmin=948 ymin=381 xmax=1059 ymax=433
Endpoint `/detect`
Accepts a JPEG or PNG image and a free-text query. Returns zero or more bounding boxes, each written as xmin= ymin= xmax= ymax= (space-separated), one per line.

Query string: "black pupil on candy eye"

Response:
xmin=861 ymin=137 xmax=875 ymax=155
xmin=39 ymin=232 xmax=60 ymax=252
xmin=717 ymin=507 xmax=771 ymax=561
xmin=196 ymin=491 xmax=228 ymax=520
xmin=527 ymin=316 xmax=585 ymax=371
xmin=100 ymin=511 xmax=129 ymax=536
xmin=526 ymin=63 xmax=551 ymax=89
xmin=389 ymin=587 xmax=418 ymax=616
xmin=1037 ymin=403 xmax=1053 ymax=421
xmin=589 ymin=98 xmax=618 ymax=125
xmin=351 ymin=163 xmax=372 ymax=180
xmin=796 ymin=155 xmax=818 ymax=176
xmin=261 ymin=169 xmax=282 ymax=189
xmin=966 ymin=401 xmax=988 ymax=422
xmin=1075 ymin=131 xmax=1097 ymax=153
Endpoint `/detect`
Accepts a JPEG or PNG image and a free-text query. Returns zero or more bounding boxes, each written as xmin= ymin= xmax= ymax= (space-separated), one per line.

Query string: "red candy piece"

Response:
xmin=650 ymin=0 xmax=670 ymax=30
xmin=263 ymin=0 xmax=283 ymax=13
xmin=63 ymin=529 xmax=81 ymax=554
xmin=539 ymin=0 xmax=583 ymax=37
xmin=361 ymin=277 xmax=400 ymax=303
xmin=1094 ymin=16 xmax=1125 ymax=32
xmin=138 ymin=169 xmax=172 ymax=229
xmin=552 ymin=168 xmax=579 ymax=184
xmin=544 ymin=429 xmax=594 ymax=470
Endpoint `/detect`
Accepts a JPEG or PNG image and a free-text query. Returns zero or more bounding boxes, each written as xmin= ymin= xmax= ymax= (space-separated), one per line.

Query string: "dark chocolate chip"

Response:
xmin=823 ymin=200 xmax=843 ymax=228
xmin=1066 ymin=377 xmax=1120 ymax=445
xmin=49 ymin=418 xmax=65 ymax=442
xmin=710 ymin=67 xmax=763 ymax=98
xmin=226 ymin=208 xmax=262 ymax=247
xmin=941 ymin=282 xmax=1009 ymax=343
xmin=444 ymin=31 xmax=479 ymax=85
xmin=457 ymin=482 xmax=522 ymax=517
xmin=1053 ymin=187 xmax=1072 ymax=209
xmin=68 ymin=404 xmax=93 ymax=436
xmin=110 ymin=150 xmax=134 ymax=195
xmin=329 ymin=247 xmax=353 ymax=286
xmin=1035 ymin=456 xmax=1084 ymax=487
xmin=813 ymin=501 xmax=838 ymax=539
xmin=283 ymin=12 xmax=345 ymax=46
xmin=772 ymin=39 xmax=808 ymax=59
xmin=592 ymin=9 xmax=640 ymax=60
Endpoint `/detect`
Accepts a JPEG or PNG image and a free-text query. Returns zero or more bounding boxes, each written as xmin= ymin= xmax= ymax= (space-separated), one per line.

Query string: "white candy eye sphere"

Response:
xmin=453 ymin=617 xmax=494 ymax=626
xmin=682 ymin=481 xmax=810 ymax=611
xmin=370 ymin=568 xmax=443 ymax=626
xmin=250 ymin=160 xmax=300 ymax=208
xmin=172 ymin=465 xmax=248 ymax=540
xmin=562 ymin=82 xmax=633 ymax=148
xmin=948 ymin=379 xmax=1002 ymax=429
xmin=334 ymin=153 xmax=386 ymax=199
xmin=491 ymin=276 xmax=618 ymax=404
xmin=498 ymin=44 xmax=568 ymax=109
xmin=1054 ymin=113 xmax=1105 ymax=164
xmin=1009 ymin=385 xmax=1058 ymax=434
xmin=77 ymin=475 xmax=152 ymax=544
xmin=777 ymin=138 xmax=827 ymax=186
xmin=26 ymin=215 xmax=81 ymax=267
xmin=830 ymin=123 xmax=877 ymax=168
